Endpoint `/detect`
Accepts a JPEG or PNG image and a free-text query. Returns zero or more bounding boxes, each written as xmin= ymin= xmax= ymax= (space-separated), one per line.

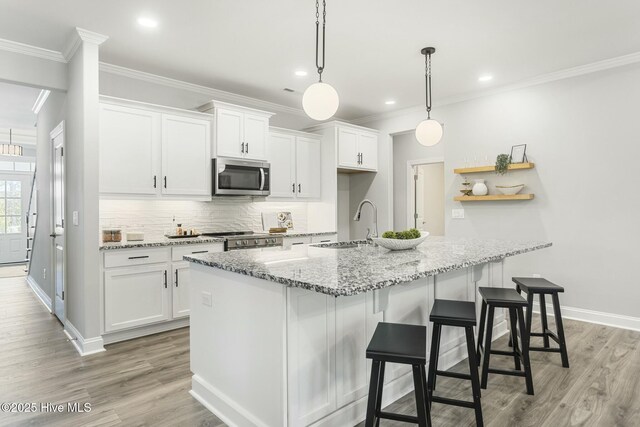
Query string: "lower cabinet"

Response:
xmin=104 ymin=263 xmax=171 ymax=332
xmin=172 ymin=261 xmax=191 ymax=319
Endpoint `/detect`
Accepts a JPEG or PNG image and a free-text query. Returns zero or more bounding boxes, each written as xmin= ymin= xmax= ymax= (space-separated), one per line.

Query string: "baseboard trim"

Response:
xmin=26 ymin=276 xmax=52 ymax=312
xmin=64 ymin=321 xmax=105 ymax=356
xmin=532 ymin=302 xmax=640 ymax=332
xmin=102 ymin=317 xmax=190 ymax=345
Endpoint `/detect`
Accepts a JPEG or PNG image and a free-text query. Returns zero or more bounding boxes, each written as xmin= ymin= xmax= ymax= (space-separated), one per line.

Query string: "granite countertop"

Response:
xmin=100 ymin=235 xmax=226 ymax=250
xmin=184 ymin=237 xmax=552 ymax=296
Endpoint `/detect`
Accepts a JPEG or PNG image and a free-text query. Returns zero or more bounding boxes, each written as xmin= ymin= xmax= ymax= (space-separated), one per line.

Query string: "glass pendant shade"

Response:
xmin=0 ymin=144 xmax=23 ymax=156
xmin=302 ymin=82 xmax=340 ymax=121
xmin=415 ymin=118 xmax=443 ymax=147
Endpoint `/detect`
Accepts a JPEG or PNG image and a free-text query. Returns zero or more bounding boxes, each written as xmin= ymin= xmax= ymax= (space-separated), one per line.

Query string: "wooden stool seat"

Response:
xmin=512 ymin=277 xmax=564 ymax=293
xmin=429 ymin=299 xmax=477 ymax=327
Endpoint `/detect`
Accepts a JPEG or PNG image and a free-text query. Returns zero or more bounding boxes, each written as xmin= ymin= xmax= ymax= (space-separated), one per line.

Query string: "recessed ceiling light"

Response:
xmin=137 ymin=17 xmax=158 ymax=28
xmin=385 ymin=100 xmax=396 ymax=105
xmin=294 ymin=70 xmax=308 ymax=77
xmin=478 ymin=75 xmax=493 ymax=82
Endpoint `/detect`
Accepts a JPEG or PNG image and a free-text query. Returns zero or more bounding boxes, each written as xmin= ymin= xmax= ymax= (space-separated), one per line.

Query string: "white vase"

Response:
xmin=472 ymin=179 xmax=488 ymax=196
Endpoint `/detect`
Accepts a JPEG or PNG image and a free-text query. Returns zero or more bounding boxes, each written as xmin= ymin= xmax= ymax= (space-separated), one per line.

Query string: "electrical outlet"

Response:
xmin=43 ymin=268 xmax=46 ymax=280
xmin=452 ymin=209 xmax=465 ymax=219
xmin=201 ymin=291 xmax=212 ymax=307
xmin=72 ymin=211 xmax=79 ymax=226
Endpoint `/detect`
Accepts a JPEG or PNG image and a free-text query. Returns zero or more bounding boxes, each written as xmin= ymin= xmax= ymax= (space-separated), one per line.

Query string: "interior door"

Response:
xmin=296 ymin=137 xmax=321 ymax=198
xmin=337 ymin=128 xmax=359 ymax=168
xmin=51 ymin=122 xmax=65 ymax=323
xmin=0 ymin=173 xmax=30 ymax=264
xmin=267 ymin=132 xmax=296 ymax=198
xmin=414 ymin=167 xmax=425 ymax=230
xmin=161 ymin=114 xmax=211 ymax=195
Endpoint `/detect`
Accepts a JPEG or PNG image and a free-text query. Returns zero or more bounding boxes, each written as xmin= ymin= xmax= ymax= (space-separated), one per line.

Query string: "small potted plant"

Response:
xmin=495 ymin=154 xmax=511 ymax=175
xmin=374 ymin=228 xmax=429 ymax=251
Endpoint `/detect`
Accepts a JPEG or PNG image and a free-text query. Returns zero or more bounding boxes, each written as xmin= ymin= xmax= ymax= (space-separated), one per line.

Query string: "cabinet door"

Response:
xmin=268 ymin=133 xmax=296 ymax=198
xmin=287 ymin=288 xmax=337 ymax=426
xmin=99 ymin=104 xmax=160 ymax=194
xmin=337 ymin=127 xmax=359 ymax=168
xmin=162 ymin=115 xmax=211 ymax=195
xmin=243 ymin=114 xmax=269 ymax=160
xmin=358 ymin=132 xmax=378 ymax=171
xmin=104 ymin=264 xmax=171 ymax=332
xmin=172 ymin=261 xmax=191 ymax=318
xmin=215 ymin=108 xmax=244 ymax=158
xmin=295 ymin=137 xmax=321 ymax=199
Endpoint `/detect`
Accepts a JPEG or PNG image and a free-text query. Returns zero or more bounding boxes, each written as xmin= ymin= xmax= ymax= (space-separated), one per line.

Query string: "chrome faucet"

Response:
xmin=353 ymin=199 xmax=378 ymax=242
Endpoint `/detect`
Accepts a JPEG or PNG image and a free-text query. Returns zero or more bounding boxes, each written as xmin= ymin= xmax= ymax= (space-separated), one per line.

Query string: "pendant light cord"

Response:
xmin=425 ymin=52 xmax=432 ymax=119
xmin=315 ymin=0 xmax=327 ymax=82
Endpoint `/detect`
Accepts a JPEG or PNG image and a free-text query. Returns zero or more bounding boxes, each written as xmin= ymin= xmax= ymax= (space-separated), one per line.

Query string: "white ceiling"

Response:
xmin=1 ymin=0 xmax=640 ymax=120
xmin=0 ymin=81 xmax=40 ymax=129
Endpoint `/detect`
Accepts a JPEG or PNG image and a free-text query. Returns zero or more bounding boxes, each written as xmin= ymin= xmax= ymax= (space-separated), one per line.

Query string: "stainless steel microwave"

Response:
xmin=212 ymin=158 xmax=270 ymax=196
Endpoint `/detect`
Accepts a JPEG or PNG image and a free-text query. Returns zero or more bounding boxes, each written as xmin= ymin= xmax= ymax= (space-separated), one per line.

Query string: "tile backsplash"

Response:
xmin=100 ymin=198 xmax=309 ymax=239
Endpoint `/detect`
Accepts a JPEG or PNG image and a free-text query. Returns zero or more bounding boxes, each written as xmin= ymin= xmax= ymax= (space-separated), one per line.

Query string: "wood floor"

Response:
xmin=2 ymin=276 xmax=639 ymax=426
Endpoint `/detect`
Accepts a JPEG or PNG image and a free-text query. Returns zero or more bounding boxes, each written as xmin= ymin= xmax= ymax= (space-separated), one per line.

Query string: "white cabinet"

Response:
xmin=104 ymin=263 xmax=171 ymax=332
xmin=172 ymin=261 xmax=191 ymax=318
xmin=268 ymin=128 xmax=321 ymax=199
xmin=99 ymin=103 xmax=160 ymax=195
xmin=161 ymin=114 xmax=211 ymax=196
xmin=202 ymin=101 xmax=273 ymax=161
xmin=336 ymin=125 xmax=378 ymax=172
xmin=99 ymin=97 xmax=212 ymax=198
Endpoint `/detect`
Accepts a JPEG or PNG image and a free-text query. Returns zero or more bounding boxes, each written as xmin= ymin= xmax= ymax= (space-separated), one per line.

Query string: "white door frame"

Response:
xmin=50 ymin=121 xmax=65 ymax=324
xmin=406 ymin=157 xmax=444 ymax=230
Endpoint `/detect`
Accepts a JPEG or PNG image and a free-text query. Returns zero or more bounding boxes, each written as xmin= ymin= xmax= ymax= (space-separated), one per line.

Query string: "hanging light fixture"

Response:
xmin=415 ymin=47 xmax=443 ymax=146
xmin=0 ymin=129 xmax=23 ymax=156
xmin=302 ymin=0 xmax=339 ymax=121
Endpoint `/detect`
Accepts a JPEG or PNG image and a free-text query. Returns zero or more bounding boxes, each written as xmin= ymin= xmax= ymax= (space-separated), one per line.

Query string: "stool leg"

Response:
xmin=552 ymin=293 xmax=570 ymax=368
xmin=420 ymin=364 xmax=432 ymax=425
xmin=412 ymin=364 xmax=430 ymax=427
xmin=480 ymin=306 xmax=495 ymax=389
xmin=525 ymin=292 xmax=534 ymax=341
xmin=517 ymin=307 xmax=535 ymax=395
xmin=539 ymin=294 xmax=550 ymax=348
xmin=427 ymin=323 xmax=442 ymax=403
xmin=509 ymin=285 xmax=522 ymax=347
xmin=365 ymin=360 xmax=382 ymax=427
xmin=476 ymin=300 xmax=487 ymax=365
xmin=508 ymin=308 xmax=521 ymax=371
xmin=465 ymin=326 xmax=484 ymax=427
xmin=374 ymin=362 xmax=385 ymax=426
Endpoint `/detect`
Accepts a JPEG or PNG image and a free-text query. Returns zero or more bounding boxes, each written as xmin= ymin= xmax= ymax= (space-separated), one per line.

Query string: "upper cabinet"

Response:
xmin=99 ymin=97 xmax=212 ymax=198
xmin=337 ymin=126 xmax=378 ymax=172
xmin=268 ymin=128 xmax=321 ymax=199
xmin=199 ymin=101 xmax=273 ymax=161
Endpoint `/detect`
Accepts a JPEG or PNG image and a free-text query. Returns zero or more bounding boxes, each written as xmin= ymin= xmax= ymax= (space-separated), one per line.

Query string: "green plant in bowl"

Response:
xmin=382 ymin=228 xmax=421 ymax=239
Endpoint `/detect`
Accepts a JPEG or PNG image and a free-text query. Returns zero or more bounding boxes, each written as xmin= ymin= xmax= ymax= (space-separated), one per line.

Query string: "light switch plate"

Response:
xmin=72 ymin=211 xmax=79 ymax=226
xmin=452 ymin=209 xmax=465 ymax=219
xmin=201 ymin=291 xmax=212 ymax=307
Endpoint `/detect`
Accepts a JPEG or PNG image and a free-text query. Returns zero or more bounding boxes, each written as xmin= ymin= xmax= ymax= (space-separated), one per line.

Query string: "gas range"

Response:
xmin=200 ymin=231 xmax=283 ymax=251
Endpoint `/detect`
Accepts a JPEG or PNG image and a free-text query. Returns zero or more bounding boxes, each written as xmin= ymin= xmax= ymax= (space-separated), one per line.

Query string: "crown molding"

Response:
xmin=351 ymin=51 xmax=640 ymax=126
xmin=0 ymin=38 xmax=66 ymax=63
xmin=99 ymin=62 xmax=309 ymax=118
xmin=63 ymin=27 xmax=108 ymax=61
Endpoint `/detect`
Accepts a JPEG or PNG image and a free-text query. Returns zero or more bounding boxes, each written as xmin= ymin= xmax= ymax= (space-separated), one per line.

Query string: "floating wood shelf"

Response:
xmin=454 ymin=162 xmax=535 ymax=174
xmin=454 ymin=194 xmax=534 ymax=202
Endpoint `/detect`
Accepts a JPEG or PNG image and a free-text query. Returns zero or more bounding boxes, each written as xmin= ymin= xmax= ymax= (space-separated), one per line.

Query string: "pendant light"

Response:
xmin=415 ymin=47 xmax=443 ymax=146
xmin=0 ymin=129 xmax=23 ymax=156
xmin=302 ymin=0 xmax=339 ymax=121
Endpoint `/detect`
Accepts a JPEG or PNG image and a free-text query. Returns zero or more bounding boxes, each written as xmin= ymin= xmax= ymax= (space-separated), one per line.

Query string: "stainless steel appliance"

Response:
xmin=213 ymin=158 xmax=270 ymax=196
xmin=201 ymin=231 xmax=283 ymax=251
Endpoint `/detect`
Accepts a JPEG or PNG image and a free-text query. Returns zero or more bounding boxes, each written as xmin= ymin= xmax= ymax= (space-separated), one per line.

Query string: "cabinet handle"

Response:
xmin=153 ymin=176 xmax=157 ymax=188
xmin=292 ymin=183 xmax=296 ymax=193
xmin=175 ymin=270 xmax=179 ymax=287
xmin=191 ymin=250 xmax=208 ymax=254
xmin=298 ymin=183 xmax=302 ymax=193
xmin=292 ymin=242 xmax=304 ymax=246
xmin=245 ymin=142 xmax=248 ymax=153
xmin=241 ymin=142 xmax=245 ymax=153
xmin=128 ymin=255 xmax=149 ymax=260
xmin=360 ymin=153 xmax=363 ymax=165
xmin=164 ymin=270 xmax=168 ymax=288
xmin=320 ymin=240 xmax=331 ymax=243
xmin=163 ymin=176 xmax=167 ymax=188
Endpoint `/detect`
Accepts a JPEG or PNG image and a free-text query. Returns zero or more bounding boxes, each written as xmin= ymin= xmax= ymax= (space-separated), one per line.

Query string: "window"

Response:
xmin=0 ymin=180 xmax=21 ymax=234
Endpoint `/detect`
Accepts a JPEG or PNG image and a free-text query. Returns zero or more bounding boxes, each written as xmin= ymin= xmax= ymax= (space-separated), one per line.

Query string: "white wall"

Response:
xmin=0 ymin=50 xmax=67 ymax=92
xmin=29 ymin=91 xmax=66 ymax=300
xmin=365 ymin=62 xmax=640 ymax=320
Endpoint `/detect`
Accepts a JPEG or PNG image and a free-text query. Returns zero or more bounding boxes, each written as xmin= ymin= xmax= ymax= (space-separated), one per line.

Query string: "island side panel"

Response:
xmin=189 ymin=264 xmax=287 ymax=427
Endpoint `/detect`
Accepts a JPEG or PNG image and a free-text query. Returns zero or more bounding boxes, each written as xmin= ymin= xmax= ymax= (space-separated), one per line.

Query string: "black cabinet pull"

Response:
xmin=292 ymin=242 xmax=304 ymax=246
xmin=292 ymin=183 xmax=296 ymax=193
xmin=241 ymin=142 xmax=245 ymax=153
xmin=163 ymin=176 xmax=167 ymax=188
xmin=360 ymin=153 xmax=363 ymax=165
xmin=164 ymin=270 xmax=168 ymax=288
xmin=128 ymin=255 xmax=149 ymax=260
xmin=320 ymin=240 xmax=331 ymax=243
xmin=191 ymin=250 xmax=208 ymax=254
xmin=153 ymin=176 xmax=157 ymax=188
xmin=298 ymin=183 xmax=302 ymax=193
xmin=245 ymin=142 xmax=248 ymax=153
xmin=175 ymin=270 xmax=179 ymax=287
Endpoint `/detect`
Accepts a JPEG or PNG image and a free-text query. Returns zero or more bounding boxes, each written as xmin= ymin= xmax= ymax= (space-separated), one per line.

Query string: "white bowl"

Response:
xmin=495 ymin=184 xmax=524 ymax=195
xmin=372 ymin=233 xmax=429 ymax=251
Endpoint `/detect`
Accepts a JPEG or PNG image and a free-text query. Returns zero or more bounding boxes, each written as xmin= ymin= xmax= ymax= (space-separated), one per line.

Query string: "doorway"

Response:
xmin=407 ymin=159 xmax=445 ymax=235
xmin=0 ymin=172 xmax=32 ymax=265
xmin=50 ymin=122 xmax=65 ymax=323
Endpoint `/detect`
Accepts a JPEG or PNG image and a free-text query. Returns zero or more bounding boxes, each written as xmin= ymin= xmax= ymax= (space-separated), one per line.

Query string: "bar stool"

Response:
xmin=476 ymin=287 xmax=534 ymax=395
xmin=428 ymin=299 xmax=484 ymax=427
xmin=365 ymin=322 xmax=431 ymax=427
xmin=512 ymin=277 xmax=570 ymax=368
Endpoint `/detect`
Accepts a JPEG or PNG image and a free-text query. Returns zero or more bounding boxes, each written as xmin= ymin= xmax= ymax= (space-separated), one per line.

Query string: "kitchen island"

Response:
xmin=185 ymin=237 xmax=551 ymax=427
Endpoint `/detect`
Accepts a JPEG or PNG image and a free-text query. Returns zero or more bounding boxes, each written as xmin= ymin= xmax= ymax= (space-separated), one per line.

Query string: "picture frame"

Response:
xmin=510 ymin=144 xmax=528 ymax=163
